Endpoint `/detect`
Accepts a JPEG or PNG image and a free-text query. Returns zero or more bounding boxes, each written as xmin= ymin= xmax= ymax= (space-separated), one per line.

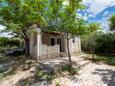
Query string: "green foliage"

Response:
xmin=46 ymin=0 xmax=86 ymax=35
xmin=108 ymin=14 xmax=115 ymax=31
xmin=0 ymin=0 xmax=48 ymax=37
xmin=81 ymin=23 xmax=102 ymax=54
xmin=21 ymin=60 xmax=36 ymax=71
xmin=86 ymin=23 xmax=102 ymax=33
xmin=55 ymin=83 xmax=61 ymax=86
xmin=61 ymin=65 xmax=80 ymax=75
xmin=0 ymin=68 xmax=16 ymax=79
xmin=0 ymin=37 xmax=21 ymax=50
xmin=85 ymin=55 xmax=115 ymax=66
xmin=0 ymin=54 xmax=12 ymax=63
xmin=46 ymin=0 xmax=86 ymax=68
xmin=0 ymin=0 xmax=48 ymax=55
xmin=35 ymin=69 xmax=55 ymax=81
xmin=81 ymin=32 xmax=115 ymax=54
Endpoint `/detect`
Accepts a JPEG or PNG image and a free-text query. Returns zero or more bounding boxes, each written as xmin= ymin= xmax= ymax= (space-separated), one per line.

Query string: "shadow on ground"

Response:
xmin=93 ymin=69 xmax=115 ymax=86
xmin=0 ymin=53 xmax=36 ymax=79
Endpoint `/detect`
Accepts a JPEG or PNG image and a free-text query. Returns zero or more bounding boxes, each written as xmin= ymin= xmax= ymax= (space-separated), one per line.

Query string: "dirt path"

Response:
xmin=32 ymin=62 xmax=115 ymax=86
xmin=0 ymin=70 xmax=33 ymax=86
xmin=0 ymin=56 xmax=115 ymax=86
xmin=55 ymin=63 xmax=115 ymax=86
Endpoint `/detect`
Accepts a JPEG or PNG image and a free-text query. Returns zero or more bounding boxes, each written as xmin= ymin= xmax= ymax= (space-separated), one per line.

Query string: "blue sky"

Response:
xmin=80 ymin=0 xmax=115 ymax=31
xmin=0 ymin=0 xmax=115 ymax=37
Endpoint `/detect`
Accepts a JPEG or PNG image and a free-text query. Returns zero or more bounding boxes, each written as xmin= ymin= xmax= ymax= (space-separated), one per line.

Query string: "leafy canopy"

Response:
xmin=46 ymin=0 xmax=86 ymax=36
xmin=108 ymin=14 xmax=115 ymax=31
xmin=0 ymin=0 xmax=48 ymax=37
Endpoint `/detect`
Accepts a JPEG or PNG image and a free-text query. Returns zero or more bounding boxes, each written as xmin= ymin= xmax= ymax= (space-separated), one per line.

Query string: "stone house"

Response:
xmin=30 ymin=27 xmax=81 ymax=61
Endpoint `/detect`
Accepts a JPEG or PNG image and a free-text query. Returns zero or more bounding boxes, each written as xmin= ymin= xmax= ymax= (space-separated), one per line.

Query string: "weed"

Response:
xmin=55 ymin=82 xmax=61 ymax=86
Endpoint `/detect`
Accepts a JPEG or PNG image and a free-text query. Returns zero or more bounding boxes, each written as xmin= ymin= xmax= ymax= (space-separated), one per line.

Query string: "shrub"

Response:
xmin=61 ymin=65 xmax=80 ymax=75
xmin=55 ymin=83 xmax=61 ymax=86
xmin=0 ymin=37 xmax=22 ymax=50
xmin=81 ymin=33 xmax=115 ymax=55
xmin=35 ymin=68 xmax=55 ymax=81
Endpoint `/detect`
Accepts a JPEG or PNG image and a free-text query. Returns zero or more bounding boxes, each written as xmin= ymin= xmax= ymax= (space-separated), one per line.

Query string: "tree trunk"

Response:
xmin=24 ymin=38 xmax=30 ymax=56
xmin=66 ymin=35 xmax=72 ymax=68
xmin=92 ymin=51 xmax=95 ymax=60
xmin=91 ymin=35 xmax=95 ymax=60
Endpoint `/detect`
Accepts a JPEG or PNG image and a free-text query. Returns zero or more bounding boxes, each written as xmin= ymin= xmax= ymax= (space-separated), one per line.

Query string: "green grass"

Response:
xmin=0 ymin=54 xmax=35 ymax=79
xmin=86 ymin=54 xmax=115 ymax=66
xmin=0 ymin=68 xmax=16 ymax=79
xmin=0 ymin=54 xmax=33 ymax=63
xmin=95 ymin=55 xmax=115 ymax=65
xmin=61 ymin=65 xmax=80 ymax=75
xmin=0 ymin=55 xmax=12 ymax=64
xmin=35 ymin=69 xmax=55 ymax=81
xmin=34 ymin=65 xmax=81 ymax=81
xmin=55 ymin=82 xmax=61 ymax=86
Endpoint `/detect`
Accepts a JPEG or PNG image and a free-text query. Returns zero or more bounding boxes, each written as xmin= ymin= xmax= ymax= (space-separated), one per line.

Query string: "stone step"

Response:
xmin=38 ymin=53 xmax=90 ymax=74
xmin=61 ymin=55 xmax=87 ymax=64
xmin=39 ymin=59 xmax=68 ymax=73
xmin=74 ymin=52 xmax=84 ymax=56
xmin=73 ymin=60 xmax=90 ymax=69
xmin=77 ymin=60 xmax=90 ymax=66
xmin=39 ymin=58 xmax=90 ymax=74
xmin=74 ymin=53 xmax=87 ymax=58
xmin=60 ymin=52 xmax=85 ymax=57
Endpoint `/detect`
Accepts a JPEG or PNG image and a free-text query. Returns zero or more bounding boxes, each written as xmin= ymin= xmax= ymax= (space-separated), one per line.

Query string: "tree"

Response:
xmin=0 ymin=37 xmax=21 ymax=50
xmin=0 ymin=0 xmax=48 ymax=56
xmin=108 ymin=14 xmax=115 ymax=31
xmin=47 ymin=0 xmax=86 ymax=68
xmin=86 ymin=23 xmax=102 ymax=59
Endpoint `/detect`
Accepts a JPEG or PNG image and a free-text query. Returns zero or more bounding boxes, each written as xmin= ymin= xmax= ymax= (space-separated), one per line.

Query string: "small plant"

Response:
xmin=85 ymin=54 xmax=115 ymax=66
xmin=35 ymin=68 xmax=55 ymax=81
xmin=61 ymin=65 xmax=80 ymax=75
xmin=46 ymin=74 xmax=55 ymax=81
xmin=20 ymin=60 xmax=36 ymax=71
xmin=55 ymin=82 xmax=61 ymax=86
xmin=0 ymin=68 xmax=16 ymax=79
xmin=19 ymin=78 xmax=30 ymax=86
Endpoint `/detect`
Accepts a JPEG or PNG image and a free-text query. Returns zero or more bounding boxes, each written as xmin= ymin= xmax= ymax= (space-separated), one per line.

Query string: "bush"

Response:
xmin=0 ymin=37 xmax=22 ymax=51
xmin=81 ymin=33 xmax=115 ymax=55
xmin=35 ymin=68 xmax=55 ymax=81
xmin=61 ymin=65 xmax=80 ymax=75
xmin=55 ymin=83 xmax=61 ymax=86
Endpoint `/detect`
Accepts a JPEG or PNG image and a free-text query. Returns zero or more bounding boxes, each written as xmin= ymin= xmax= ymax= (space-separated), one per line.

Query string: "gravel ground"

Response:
xmin=0 ymin=70 xmax=33 ymax=86
xmin=0 ymin=57 xmax=115 ymax=86
xmin=32 ymin=62 xmax=115 ymax=86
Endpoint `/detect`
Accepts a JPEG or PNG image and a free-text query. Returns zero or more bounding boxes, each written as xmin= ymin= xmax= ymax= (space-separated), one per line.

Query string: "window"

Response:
xmin=73 ymin=37 xmax=75 ymax=43
xmin=57 ymin=38 xmax=60 ymax=44
xmin=50 ymin=38 xmax=55 ymax=46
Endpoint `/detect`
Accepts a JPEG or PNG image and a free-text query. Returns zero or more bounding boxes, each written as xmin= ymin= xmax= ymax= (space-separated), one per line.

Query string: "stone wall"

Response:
xmin=39 ymin=45 xmax=60 ymax=60
xmin=64 ymin=36 xmax=81 ymax=54
xmin=30 ymin=33 xmax=38 ymax=59
xmin=70 ymin=36 xmax=81 ymax=54
xmin=30 ymin=28 xmax=81 ymax=61
xmin=30 ymin=28 xmax=41 ymax=60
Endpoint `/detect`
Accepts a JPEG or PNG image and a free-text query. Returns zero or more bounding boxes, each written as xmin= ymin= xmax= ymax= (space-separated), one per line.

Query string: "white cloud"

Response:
xmin=0 ymin=25 xmax=11 ymax=37
xmin=83 ymin=16 xmax=88 ymax=20
xmin=98 ymin=16 xmax=110 ymax=31
xmin=0 ymin=33 xmax=11 ymax=37
xmin=0 ymin=25 xmax=6 ymax=31
xmin=83 ymin=0 xmax=115 ymax=15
